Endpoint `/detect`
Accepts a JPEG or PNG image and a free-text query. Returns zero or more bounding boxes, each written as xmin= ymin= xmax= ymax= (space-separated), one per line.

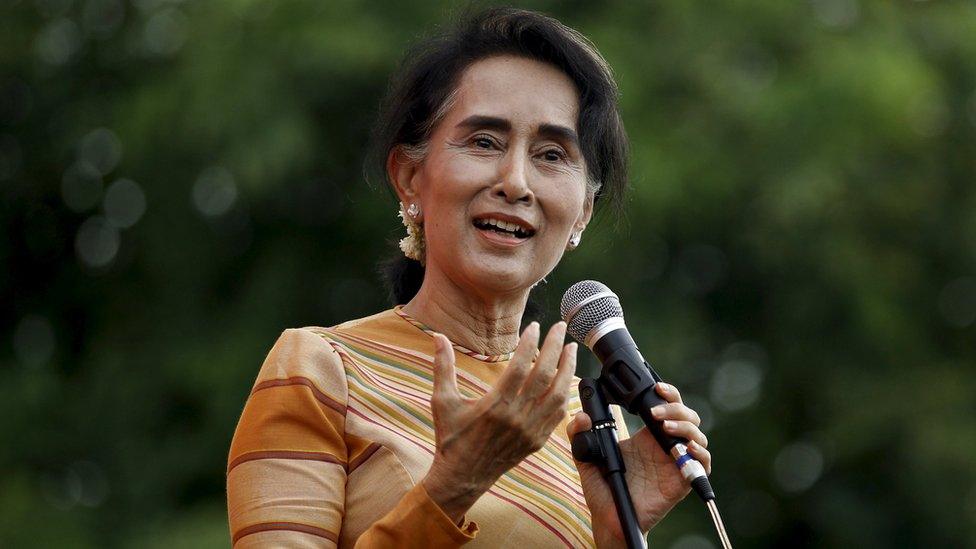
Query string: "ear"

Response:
xmin=575 ymin=192 xmax=595 ymax=234
xmin=386 ymin=146 xmax=423 ymax=210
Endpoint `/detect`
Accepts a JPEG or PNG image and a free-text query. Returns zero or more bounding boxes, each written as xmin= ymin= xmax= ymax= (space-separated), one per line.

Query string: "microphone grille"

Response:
xmin=560 ymin=280 xmax=623 ymax=344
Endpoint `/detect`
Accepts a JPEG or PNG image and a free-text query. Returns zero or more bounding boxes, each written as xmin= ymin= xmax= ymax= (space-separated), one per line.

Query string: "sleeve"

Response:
xmin=226 ymin=328 xmax=478 ymax=548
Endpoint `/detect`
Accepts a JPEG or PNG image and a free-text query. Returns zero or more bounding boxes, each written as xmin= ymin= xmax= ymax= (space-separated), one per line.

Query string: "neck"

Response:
xmin=402 ymin=267 xmax=528 ymax=357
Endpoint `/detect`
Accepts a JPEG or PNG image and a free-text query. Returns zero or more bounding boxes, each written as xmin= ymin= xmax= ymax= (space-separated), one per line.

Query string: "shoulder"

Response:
xmin=329 ymin=309 xmax=397 ymax=332
xmin=251 ymin=327 xmax=348 ymax=404
xmin=252 ymin=308 xmax=402 ymax=392
xmin=263 ymin=328 xmax=342 ymax=372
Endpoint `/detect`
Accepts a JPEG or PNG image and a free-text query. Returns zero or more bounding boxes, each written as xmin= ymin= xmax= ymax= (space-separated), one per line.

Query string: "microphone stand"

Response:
xmin=572 ymin=370 xmax=733 ymax=549
xmin=571 ymin=378 xmax=646 ymax=549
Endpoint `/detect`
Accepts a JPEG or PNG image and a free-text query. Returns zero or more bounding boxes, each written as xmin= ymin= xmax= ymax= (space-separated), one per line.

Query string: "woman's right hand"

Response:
xmin=421 ymin=321 xmax=578 ymax=522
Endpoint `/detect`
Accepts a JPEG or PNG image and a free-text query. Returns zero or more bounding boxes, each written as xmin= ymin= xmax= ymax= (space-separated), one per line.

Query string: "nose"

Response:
xmin=493 ymin=151 xmax=533 ymax=204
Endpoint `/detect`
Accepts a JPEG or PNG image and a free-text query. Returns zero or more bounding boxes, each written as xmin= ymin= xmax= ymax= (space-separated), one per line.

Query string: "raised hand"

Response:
xmin=421 ymin=321 xmax=578 ymax=522
xmin=567 ymin=382 xmax=712 ymax=547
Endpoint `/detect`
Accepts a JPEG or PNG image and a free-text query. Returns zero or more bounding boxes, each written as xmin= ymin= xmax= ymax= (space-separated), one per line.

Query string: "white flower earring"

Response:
xmin=398 ymin=202 xmax=425 ymax=264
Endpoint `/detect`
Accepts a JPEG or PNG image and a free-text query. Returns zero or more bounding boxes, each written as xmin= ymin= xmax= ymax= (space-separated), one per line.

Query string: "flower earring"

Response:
xmin=398 ymin=202 xmax=425 ymax=264
xmin=568 ymin=231 xmax=582 ymax=250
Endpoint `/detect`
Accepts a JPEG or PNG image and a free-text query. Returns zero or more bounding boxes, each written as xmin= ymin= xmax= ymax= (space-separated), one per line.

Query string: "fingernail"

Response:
xmin=659 ymin=383 xmax=670 ymax=393
xmin=663 ymin=420 xmax=675 ymax=430
xmin=651 ymin=406 xmax=665 ymax=419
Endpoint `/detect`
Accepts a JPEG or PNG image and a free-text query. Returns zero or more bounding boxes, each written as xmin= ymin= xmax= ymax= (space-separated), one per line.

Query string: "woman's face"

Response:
xmin=398 ymin=55 xmax=593 ymax=299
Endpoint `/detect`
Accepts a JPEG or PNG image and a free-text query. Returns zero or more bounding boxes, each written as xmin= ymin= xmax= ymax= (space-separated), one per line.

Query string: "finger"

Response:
xmin=654 ymin=382 xmax=682 ymax=404
xmin=649 ymin=402 xmax=701 ymax=426
xmin=521 ymin=322 xmax=567 ymax=401
xmin=565 ymin=413 xmax=604 ymax=480
xmin=687 ymin=440 xmax=712 ymax=475
xmin=565 ymin=411 xmax=592 ymax=439
xmin=545 ymin=342 xmax=577 ymax=406
xmin=431 ymin=333 xmax=460 ymax=406
xmin=661 ymin=420 xmax=708 ymax=448
xmin=491 ymin=322 xmax=539 ymax=398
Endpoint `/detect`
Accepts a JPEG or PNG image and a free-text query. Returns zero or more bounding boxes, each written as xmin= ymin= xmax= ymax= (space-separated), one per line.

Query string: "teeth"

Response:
xmin=483 ymin=218 xmax=524 ymax=232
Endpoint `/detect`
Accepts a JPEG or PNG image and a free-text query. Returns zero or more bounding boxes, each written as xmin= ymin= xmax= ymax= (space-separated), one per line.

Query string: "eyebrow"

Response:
xmin=456 ymin=115 xmax=580 ymax=149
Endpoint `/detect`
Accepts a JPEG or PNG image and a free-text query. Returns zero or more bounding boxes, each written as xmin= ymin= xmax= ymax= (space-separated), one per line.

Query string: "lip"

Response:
xmin=475 ymin=226 xmax=530 ymax=247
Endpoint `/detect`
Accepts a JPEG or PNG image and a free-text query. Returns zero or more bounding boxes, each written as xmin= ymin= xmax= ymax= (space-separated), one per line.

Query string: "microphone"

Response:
xmin=561 ymin=280 xmax=715 ymax=502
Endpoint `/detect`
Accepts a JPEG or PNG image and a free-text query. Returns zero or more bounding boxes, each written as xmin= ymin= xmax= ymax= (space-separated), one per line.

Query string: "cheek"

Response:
xmin=425 ymin=151 xmax=490 ymax=203
xmin=539 ymin=184 xmax=587 ymax=229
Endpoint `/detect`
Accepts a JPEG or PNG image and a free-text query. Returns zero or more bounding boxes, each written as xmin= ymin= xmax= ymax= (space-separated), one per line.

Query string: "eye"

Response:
xmin=541 ymin=148 xmax=566 ymax=162
xmin=472 ymin=135 xmax=496 ymax=149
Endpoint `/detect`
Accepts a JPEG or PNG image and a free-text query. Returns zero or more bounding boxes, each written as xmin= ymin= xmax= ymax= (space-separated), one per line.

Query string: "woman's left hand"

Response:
xmin=566 ymin=382 xmax=711 ymax=548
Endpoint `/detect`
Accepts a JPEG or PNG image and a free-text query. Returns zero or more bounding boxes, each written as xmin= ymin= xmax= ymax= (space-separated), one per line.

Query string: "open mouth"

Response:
xmin=472 ymin=217 xmax=536 ymax=239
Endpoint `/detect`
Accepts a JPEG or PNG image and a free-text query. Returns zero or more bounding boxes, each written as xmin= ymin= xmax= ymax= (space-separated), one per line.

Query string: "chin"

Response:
xmin=466 ymin=255 xmax=540 ymax=296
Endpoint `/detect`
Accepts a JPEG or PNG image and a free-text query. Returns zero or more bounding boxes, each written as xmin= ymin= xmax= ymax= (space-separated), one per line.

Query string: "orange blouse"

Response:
xmin=227 ymin=308 xmax=626 ymax=547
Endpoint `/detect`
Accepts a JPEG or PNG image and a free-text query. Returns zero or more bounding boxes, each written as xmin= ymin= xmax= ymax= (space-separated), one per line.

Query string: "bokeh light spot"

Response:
xmin=710 ymin=359 xmax=763 ymax=412
xmin=103 ymin=178 xmax=146 ymax=228
xmin=773 ymin=441 xmax=824 ymax=493
xmin=192 ymin=166 xmax=237 ymax=217
xmin=75 ymin=215 xmax=120 ymax=268
xmin=144 ymin=8 xmax=188 ymax=56
xmin=61 ymin=161 xmax=103 ymax=212
xmin=78 ymin=127 xmax=123 ymax=175
xmin=34 ymin=17 xmax=83 ymax=65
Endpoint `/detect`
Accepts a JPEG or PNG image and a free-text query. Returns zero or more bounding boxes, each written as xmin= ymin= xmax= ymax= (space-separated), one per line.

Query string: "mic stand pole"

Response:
xmin=571 ymin=378 xmax=646 ymax=549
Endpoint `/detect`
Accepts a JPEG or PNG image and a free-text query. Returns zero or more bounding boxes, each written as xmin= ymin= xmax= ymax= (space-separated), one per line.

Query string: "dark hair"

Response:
xmin=369 ymin=7 xmax=630 ymax=307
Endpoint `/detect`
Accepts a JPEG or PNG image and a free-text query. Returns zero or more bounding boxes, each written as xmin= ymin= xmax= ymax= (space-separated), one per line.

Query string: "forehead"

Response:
xmin=445 ymin=55 xmax=579 ymax=131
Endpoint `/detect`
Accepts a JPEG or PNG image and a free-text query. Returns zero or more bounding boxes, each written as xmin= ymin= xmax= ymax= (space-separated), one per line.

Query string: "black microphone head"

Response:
xmin=561 ymin=280 xmax=624 ymax=345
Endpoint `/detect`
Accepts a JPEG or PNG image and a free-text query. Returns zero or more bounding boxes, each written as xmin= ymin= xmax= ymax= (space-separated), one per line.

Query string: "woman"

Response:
xmin=227 ymin=8 xmax=711 ymax=548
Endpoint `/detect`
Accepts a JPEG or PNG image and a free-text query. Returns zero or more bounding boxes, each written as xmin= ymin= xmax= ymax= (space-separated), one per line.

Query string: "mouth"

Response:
xmin=472 ymin=214 xmax=537 ymax=242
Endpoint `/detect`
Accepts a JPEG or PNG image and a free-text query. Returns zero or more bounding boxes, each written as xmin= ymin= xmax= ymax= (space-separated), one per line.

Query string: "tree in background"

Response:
xmin=1 ymin=1 xmax=974 ymax=547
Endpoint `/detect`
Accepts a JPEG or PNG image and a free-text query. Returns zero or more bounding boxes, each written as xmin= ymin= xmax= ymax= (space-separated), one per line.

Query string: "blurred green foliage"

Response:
xmin=2 ymin=0 xmax=976 ymax=547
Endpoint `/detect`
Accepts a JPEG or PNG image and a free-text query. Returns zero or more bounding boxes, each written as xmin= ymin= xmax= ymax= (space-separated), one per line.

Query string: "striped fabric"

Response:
xmin=228 ymin=308 xmax=624 ymax=547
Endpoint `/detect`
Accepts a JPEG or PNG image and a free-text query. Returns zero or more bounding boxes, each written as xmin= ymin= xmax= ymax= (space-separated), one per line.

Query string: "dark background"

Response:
xmin=2 ymin=0 xmax=975 ymax=547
